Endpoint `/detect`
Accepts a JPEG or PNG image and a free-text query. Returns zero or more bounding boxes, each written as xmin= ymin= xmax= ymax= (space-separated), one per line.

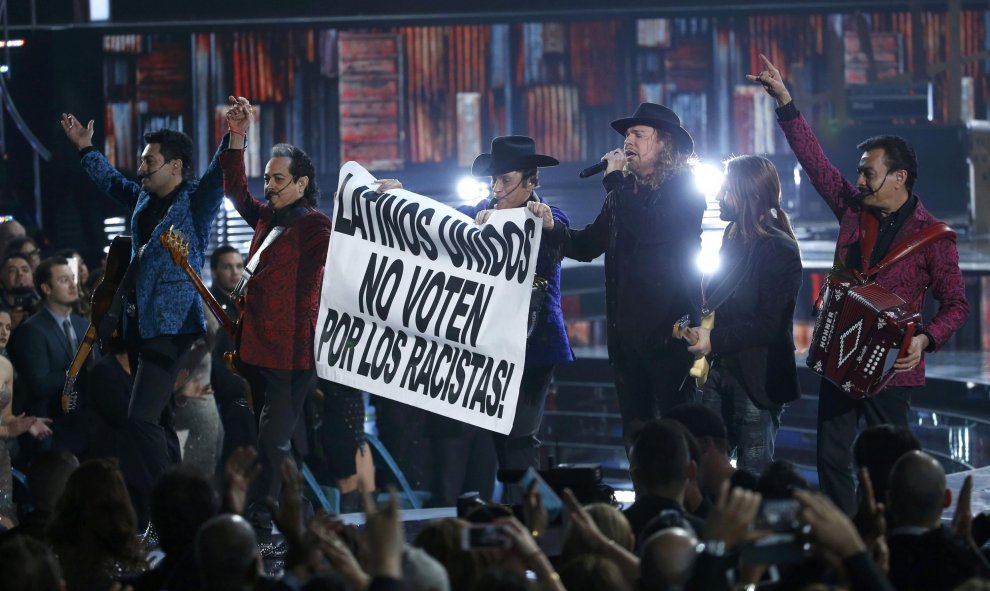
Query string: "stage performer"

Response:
xmin=749 ymin=54 xmax=968 ymax=514
xmin=60 ymin=112 xmax=231 ymax=526
xmin=221 ymin=98 xmax=350 ymax=526
xmin=546 ymin=103 xmax=705 ymax=447
xmin=684 ymin=155 xmax=802 ymax=475
xmin=379 ymin=135 xmax=572 ymax=503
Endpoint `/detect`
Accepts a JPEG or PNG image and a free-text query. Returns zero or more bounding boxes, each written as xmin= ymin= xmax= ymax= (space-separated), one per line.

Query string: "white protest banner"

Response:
xmin=314 ymin=161 xmax=542 ymax=434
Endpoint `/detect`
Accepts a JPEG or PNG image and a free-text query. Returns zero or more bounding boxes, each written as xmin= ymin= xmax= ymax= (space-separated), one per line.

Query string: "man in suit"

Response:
xmin=10 ymin=256 xmax=90 ymax=458
xmin=0 ymin=252 xmax=39 ymax=331
xmin=221 ymin=97 xmax=332 ymax=525
xmin=686 ymin=155 xmax=802 ymax=475
xmin=209 ymin=245 xmax=243 ymax=319
xmin=60 ymin=112 xmax=232 ymax=525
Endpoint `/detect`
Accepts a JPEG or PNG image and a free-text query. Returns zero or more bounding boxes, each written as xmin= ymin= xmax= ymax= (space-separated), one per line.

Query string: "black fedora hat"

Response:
xmin=472 ymin=136 xmax=559 ymax=177
xmin=610 ymin=102 xmax=694 ymax=155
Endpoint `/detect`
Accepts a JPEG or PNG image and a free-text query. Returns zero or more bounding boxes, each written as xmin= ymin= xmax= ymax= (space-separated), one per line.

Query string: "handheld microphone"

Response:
xmin=578 ymin=161 xmax=608 ymax=179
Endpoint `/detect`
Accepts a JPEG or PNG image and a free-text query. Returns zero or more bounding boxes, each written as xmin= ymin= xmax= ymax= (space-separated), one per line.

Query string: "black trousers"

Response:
xmin=242 ymin=364 xmax=316 ymax=514
xmin=816 ymin=378 xmax=912 ymax=515
xmin=493 ymin=364 xmax=555 ymax=472
xmin=126 ymin=333 xmax=199 ymax=528
xmin=612 ymin=340 xmax=695 ymax=448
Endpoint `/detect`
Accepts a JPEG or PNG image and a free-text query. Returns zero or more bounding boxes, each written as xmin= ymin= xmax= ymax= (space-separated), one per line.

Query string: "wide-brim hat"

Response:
xmin=471 ymin=136 xmax=559 ymax=177
xmin=610 ymin=102 xmax=695 ymax=155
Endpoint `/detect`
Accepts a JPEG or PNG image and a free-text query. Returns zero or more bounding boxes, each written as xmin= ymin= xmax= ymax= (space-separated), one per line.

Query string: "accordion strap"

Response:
xmin=863 ymin=222 xmax=955 ymax=279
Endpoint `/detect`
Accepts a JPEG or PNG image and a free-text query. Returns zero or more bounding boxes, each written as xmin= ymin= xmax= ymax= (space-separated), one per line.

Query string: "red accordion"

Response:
xmin=807 ymin=221 xmax=955 ymax=399
xmin=807 ymin=273 xmax=918 ymax=398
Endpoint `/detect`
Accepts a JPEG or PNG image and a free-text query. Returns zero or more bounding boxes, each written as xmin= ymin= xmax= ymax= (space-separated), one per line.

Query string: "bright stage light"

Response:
xmin=692 ymin=161 xmax=725 ymax=198
xmin=456 ymin=177 xmax=489 ymax=202
xmin=696 ymin=249 xmax=721 ymax=275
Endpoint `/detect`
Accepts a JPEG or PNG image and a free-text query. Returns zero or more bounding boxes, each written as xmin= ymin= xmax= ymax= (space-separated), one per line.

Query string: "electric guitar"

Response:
xmin=671 ymin=312 xmax=715 ymax=389
xmin=62 ymin=235 xmax=132 ymax=413
xmin=160 ymin=227 xmax=252 ymax=410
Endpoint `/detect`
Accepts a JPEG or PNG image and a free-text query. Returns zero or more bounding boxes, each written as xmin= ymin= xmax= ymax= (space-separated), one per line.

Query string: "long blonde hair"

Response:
xmin=721 ymin=155 xmax=796 ymax=243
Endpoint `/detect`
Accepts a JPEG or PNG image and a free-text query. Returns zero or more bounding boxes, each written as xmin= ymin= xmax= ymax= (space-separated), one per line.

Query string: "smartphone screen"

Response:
xmin=518 ymin=467 xmax=563 ymax=521
xmin=461 ymin=524 xmax=511 ymax=550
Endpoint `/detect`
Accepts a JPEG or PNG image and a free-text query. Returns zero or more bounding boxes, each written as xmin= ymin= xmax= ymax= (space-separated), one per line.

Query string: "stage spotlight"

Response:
xmin=692 ymin=161 xmax=724 ymax=198
xmin=696 ymin=249 xmax=720 ymax=275
xmin=456 ymin=177 xmax=489 ymax=202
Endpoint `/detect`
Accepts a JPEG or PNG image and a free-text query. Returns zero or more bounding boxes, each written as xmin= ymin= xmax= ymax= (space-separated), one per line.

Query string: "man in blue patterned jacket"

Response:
xmin=60 ymin=112 xmax=229 ymax=525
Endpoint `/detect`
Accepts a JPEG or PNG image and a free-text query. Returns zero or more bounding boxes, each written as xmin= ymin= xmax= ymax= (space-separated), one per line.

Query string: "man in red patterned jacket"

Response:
xmin=221 ymin=97 xmax=332 ymax=525
xmin=749 ymin=55 xmax=969 ymax=514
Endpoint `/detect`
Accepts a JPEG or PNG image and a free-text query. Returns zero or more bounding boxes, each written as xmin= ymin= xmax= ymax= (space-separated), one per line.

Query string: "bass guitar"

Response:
xmin=62 ymin=235 xmax=132 ymax=413
xmin=671 ymin=312 xmax=715 ymax=389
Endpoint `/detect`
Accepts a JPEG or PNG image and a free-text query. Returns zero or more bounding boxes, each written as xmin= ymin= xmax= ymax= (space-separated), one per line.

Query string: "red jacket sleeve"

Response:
xmin=923 ymin=236 xmax=969 ymax=351
xmin=219 ymin=149 xmax=264 ymax=229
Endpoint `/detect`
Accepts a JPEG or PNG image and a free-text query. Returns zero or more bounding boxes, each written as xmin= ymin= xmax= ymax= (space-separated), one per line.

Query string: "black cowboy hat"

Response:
xmin=610 ymin=102 xmax=695 ymax=155
xmin=471 ymin=136 xmax=559 ymax=177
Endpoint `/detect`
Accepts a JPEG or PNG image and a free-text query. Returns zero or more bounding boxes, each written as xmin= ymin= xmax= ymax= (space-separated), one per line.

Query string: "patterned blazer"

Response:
xmin=219 ymin=149 xmax=331 ymax=370
xmin=778 ymin=108 xmax=969 ymax=387
xmin=81 ymin=137 xmax=229 ymax=340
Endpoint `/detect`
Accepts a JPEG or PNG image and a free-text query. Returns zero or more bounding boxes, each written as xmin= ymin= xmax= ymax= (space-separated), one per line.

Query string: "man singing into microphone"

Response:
xmin=60 ymin=113 xmax=231 ymax=526
xmin=547 ymin=103 xmax=705 ymax=448
xmin=221 ymin=98 xmax=333 ymax=527
xmin=748 ymin=55 xmax=968 ymax=514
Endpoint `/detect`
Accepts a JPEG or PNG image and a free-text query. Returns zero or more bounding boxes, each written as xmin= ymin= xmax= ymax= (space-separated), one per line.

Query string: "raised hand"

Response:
xmin=795 ymin=489 xmax=867 ymax=559
xmin=745 ymin=54 xmax=792 ymax=106
xmin=702 ymin=480 xmax=763 ymax=549
xmin=362 ymin=487 xmax=403 ymax=579
xmin=376 ymin=178 xmax=404 ymax=194
xmin=952 ymin=474 xmax=977 ymax=548
xmin=223 ymin=446 xmax=261 ymax=515
xmin=225 ymin=95 xmax=254 ymax=132
xmin=59 ymin=113 xmax=95 ymax=150
xmin=526 ymin=201 xmax=554 ymax=230
xmin=475 ymin=209 xmax=494 ymax=225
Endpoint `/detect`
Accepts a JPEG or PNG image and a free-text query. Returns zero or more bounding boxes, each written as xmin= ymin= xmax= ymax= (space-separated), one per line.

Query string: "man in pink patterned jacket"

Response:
xmin=749 ymin=55 xmax=969 ymax=514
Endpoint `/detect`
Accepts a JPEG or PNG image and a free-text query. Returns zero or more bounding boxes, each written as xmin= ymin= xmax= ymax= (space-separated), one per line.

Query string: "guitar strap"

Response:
xmin=232 ymin=226 xmax=284 ymax=298
xmin=231 ymin=205 xmax=313 ymax=298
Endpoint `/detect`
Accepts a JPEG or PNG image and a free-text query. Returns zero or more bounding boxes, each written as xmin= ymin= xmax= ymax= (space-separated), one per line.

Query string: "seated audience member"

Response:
xmin=195 ymin=514 xmax=262 ymax=591
xmin=665 ymin=403 xmax=736 ymax=504
xmin=55 ymin=248 xmax=91 ymax=318
xmin=0 ymin=252 xmax=38 ymax=329
xmin=640 ymin=527 xmax=699 ymax=590
xmin=886 ymin=451 xmax=990 ymax=590
xmin=9 ymin=256 xmax=90 ymax=460
xmin=4 ymin=236 xmax=41 ymax=272
xmin=48 ymin=459 xmax=145 ymax=590
xmin=4 ymin=449 xmax=78 ymax=543
xmin=623 ymin=419 xmax=705 ymax=545
xmin=130 ymin=465 xmax=220 ymax=591
xmin=414 ymin=518 xmax=486 ymax=591
xmin=853 ymin=424 xmax=921 ymax=508
xmin=0 ymin=534 xmax=64 ymax=591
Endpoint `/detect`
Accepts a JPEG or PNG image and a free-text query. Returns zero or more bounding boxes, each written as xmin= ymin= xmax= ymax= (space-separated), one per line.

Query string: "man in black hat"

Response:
xmin=547 ymin=103 xmax=705 ymax=448
xmin=384 ymin=136 xmax=575 ymax=504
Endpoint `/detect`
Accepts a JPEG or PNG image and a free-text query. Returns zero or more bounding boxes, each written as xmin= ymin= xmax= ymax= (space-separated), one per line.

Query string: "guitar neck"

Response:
xmin=179 ymin=261 xmax=237 ymax=337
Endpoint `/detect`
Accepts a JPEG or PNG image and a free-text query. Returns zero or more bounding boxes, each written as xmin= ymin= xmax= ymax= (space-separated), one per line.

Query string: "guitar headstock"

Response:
xmin=672 ymin=314 xmax=692 ymax=340
xmin=160 ymin=226 xmax=190 ymax=266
